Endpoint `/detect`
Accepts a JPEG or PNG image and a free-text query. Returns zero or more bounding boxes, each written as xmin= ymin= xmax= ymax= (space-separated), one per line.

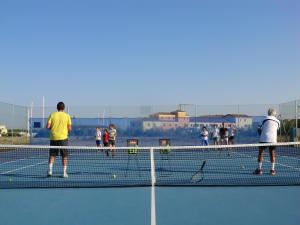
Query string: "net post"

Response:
xmin=150 ymin=147 xmax=157 ymax=225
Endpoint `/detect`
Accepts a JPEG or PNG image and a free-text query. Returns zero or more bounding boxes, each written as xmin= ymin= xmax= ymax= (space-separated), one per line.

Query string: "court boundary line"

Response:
xmin=0 ymin=160 xmax=48 ymax=175
xmin=233 ymin=151 xmax=300 ymax=172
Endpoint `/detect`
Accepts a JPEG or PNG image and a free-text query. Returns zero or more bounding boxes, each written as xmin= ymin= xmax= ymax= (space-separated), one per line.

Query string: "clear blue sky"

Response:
xmin=0 ymin=0 xmax=299 ymax=107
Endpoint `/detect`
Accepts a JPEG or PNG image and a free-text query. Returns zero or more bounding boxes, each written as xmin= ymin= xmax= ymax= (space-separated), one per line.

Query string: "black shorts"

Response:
xmin=96 ymin=140 xmax=101 ymax=146
xmin=108 ymin=140 xmax=116 ymax=146
xmin=229 ymin=136 xmax=234 ymax=141
xmin=103 ymin=142 xmax=109 ymax=147
xmin=259 ymin=142 xmax=276 ymax=152
xmin=50 ymin=139 xmax=68 ymax=158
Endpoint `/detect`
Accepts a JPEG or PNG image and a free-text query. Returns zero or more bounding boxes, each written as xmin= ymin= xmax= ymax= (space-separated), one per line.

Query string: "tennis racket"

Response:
xmin=191 ymin=160 xmax=206 ymax=183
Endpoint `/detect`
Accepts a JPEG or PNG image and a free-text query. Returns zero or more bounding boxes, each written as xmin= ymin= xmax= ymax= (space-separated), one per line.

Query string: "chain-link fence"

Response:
xmin=28 ymin=103 xmax=279 ymax=146
xmin=0 ymin=102 xmax=29 ymax=144
xmin=279 ymin=99 xmax=300 ymax=142
xmin=1 ymin=100 xmax=298 ymax=145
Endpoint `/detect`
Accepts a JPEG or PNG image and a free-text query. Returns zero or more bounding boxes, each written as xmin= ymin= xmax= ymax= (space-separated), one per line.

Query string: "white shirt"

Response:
xmin=201 ymin=130 xmax=209 ymax=141
xmin=212 ymin=128 xmax=219 ymax=138
xmin=259 ymin=116 xmax=280 ymax=143
xmin=229 ymin=127 xmax=235 ymax=137
xmin=96 ymin=130 xmax=101 ymax=141
xmin=108 ymin=128 xmax=117 ymax=141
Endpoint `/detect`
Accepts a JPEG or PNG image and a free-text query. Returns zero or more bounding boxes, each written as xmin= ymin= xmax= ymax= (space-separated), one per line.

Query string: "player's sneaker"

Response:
xmin=63 ymin=173 xmax=68 ymax=178
xmin=47 ymin=171 xmax=52 ymax=177
xmin=253 ymin=168 xmax=262 ymax=175
xmin=270 ymin=170 xmax=276 ymax=176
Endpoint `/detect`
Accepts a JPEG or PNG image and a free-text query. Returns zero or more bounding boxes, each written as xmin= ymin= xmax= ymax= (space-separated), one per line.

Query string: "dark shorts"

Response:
xmin=103 ymin=142 xmax=109 ymax=147
xmin=96 ymin=140 xmax=101 ymax=146
xmin=229 ymin=136 xmax=234 ymax=140
xmin=108 ymin=140 xmax=116 ymax=146
xmin=259 ymin=142 xmax=276 ymax=152
xmin=50 ymin=139 xmax=68 ymax=158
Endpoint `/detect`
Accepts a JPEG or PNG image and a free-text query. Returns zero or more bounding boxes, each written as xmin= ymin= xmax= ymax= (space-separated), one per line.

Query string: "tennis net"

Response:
xmin=0 ymin=142 xmax=299 ymax=188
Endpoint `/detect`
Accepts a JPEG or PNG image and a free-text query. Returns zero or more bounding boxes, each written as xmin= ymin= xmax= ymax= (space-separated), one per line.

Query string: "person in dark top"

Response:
xmin=219 ymin=122 xmax=229 ymax=145
xmin=103 ymin=129 xmax=110 ymax=156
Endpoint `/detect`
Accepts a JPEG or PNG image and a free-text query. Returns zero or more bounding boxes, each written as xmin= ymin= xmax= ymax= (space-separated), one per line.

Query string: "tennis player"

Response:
xmin=95 ymin=127 xmax=102 ymax=147
xmin=211 ymin=125 xmax=220 ymax=145
xmin=228 ymin=124 xmax=236 ymax=145
xmin=219 ymin=122 xmax=229 ymax=145
xmin=108 ymin=124 xmax=117 ymax=157
xmin=47 ymin=102 xmax=72 ymax=178
xmin=103 ymin=129 xmax=110 ymax=156
xmin=253 ymin=108 xmax=280 ymax=176
xmin=201 ymin=127 xmax=209 ymax=146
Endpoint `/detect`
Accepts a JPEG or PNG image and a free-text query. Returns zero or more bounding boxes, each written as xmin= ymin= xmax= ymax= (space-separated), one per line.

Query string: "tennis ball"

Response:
xmin=112 ymin=174 xmax=117 ymax=179
xmin=241 ymin=165 xmax=245 ymax=169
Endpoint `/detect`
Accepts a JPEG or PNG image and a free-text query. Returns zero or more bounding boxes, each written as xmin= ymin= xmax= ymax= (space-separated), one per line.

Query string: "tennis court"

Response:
xmin=0 ymin=143 xmax=300 ymax=225
xmin=0 ymin=186 xmax=299 ymax=225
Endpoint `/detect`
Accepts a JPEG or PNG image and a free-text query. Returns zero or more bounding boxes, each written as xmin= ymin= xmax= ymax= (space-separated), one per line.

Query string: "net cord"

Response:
xmin=0 ymin=142 xmax=299 ymax=151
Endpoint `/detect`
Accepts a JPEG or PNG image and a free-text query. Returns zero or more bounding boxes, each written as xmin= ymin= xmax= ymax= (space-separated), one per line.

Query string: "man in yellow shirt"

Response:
xmin=47 ymin=102 xmax=72 ymax=178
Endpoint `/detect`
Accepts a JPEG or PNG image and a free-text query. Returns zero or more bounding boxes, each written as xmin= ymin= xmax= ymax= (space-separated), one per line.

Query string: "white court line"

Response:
xmin=278 ymin=155 xmax=300 ymax=162
xmin=0 ymin=159 xmax=28 ymax=165
xmin=234 ymin=151 xmax=300 ymax=172
xmin=0 ymin=161 xmax=48 ymax=175
xmin=0 ymin=156 xmax=48 ymax=166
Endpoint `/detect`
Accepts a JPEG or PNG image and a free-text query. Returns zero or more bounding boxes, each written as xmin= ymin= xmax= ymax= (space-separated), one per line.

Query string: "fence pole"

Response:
xmin=296 ymin=100 xmax=298 ymax=141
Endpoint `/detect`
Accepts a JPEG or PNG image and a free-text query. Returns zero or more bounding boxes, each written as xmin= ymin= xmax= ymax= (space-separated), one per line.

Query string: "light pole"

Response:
xmin=42 ymin=96 xmax=45 ymax=128
xmin=296 ymin=100 xmax=298 ymax=141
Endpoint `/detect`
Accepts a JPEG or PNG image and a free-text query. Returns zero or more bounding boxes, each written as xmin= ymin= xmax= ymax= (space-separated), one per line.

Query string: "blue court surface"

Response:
xmin=0 ymin=186 xmax=299 ymax=225
xmin=1 ymin=145 xmax=300 ymax=188
xmin=0 ymin=145 xmax=300 ymax=225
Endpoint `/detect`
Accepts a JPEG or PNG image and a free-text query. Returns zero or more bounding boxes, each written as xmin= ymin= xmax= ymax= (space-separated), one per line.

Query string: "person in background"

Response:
xmin=47 ymin=102 xmax=72 ymax=178
xmin=219 ymin=122 xmax=231 ymax=156
xmin=219 ymin=122 xmax=229 ymax=145
xmin=211 ymin=124 xmax=220 ymax=145
xmin=108 ymin=124 xmax=117 ymax=157
xmin=253 ymin=108 xmax=280 ymax=176
xmin=103 ymin=128 xmax=110 ymax=156
xmin=95 ymin=127 xmax=102 ymax=148
xmin=228 ymin=124 xmax=237 ymax=145
xmin=201 ymin=127 xmax=209 ymax=146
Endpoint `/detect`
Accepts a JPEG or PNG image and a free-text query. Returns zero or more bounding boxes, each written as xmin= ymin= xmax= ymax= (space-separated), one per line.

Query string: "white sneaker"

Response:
xmin=47 ymin=171 xmax=52 ymax=177
xmin=63 ymin=173 xmax=68 ymax=178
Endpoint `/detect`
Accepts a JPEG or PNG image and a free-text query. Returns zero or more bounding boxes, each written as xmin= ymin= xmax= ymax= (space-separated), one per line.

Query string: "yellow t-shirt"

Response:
xmin=48 ymin=112 xmax=72 ymax=141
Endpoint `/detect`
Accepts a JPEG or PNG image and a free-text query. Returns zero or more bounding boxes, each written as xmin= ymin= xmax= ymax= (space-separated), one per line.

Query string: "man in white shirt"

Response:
xmin=254 ymin=108 xmax=280 ymax=176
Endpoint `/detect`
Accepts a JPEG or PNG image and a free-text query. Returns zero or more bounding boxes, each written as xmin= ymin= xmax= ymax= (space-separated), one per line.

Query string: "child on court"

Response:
xmin=108 ymin=124 xmax=117 ymax=157
xmin=95 ymin=127 xmax=102 ymax=147
xmin=201 ymin=127 xmax=209 ymax=146
xmin=211 ymin=125 xmax=220 ymax=145
xmin=103 ymin=129 xmax=110 ymax=156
